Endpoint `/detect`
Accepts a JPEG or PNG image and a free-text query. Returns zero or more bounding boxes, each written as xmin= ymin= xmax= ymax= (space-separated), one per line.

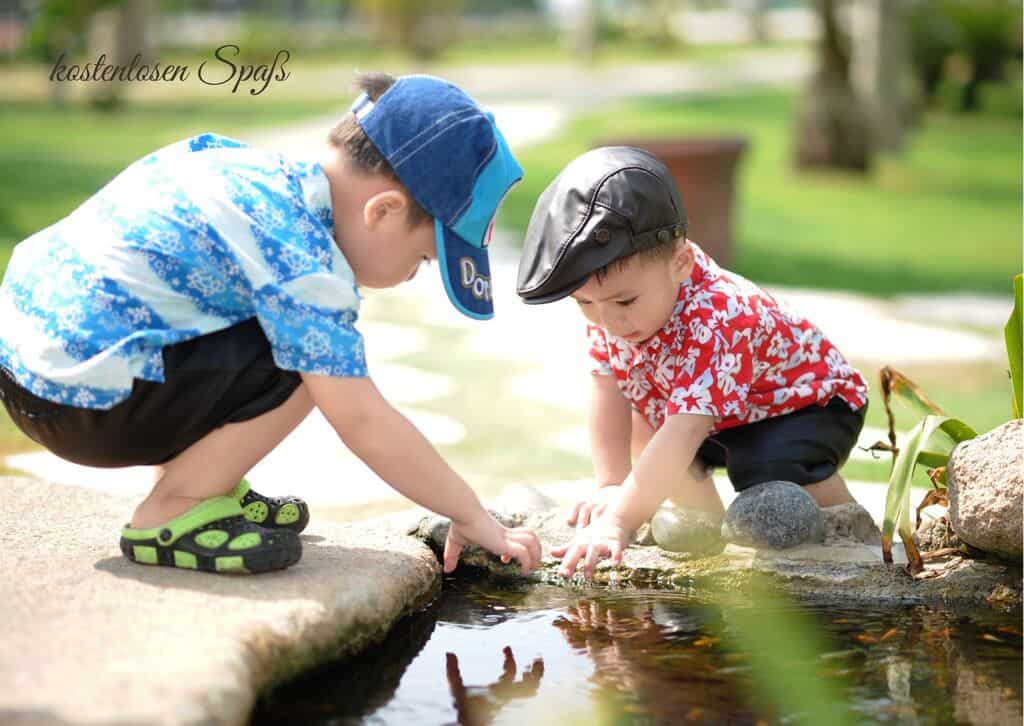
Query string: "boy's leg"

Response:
xmin=719 ymin=398 xmax=866 ymax=504
xmin=803 ymin=472 xmax=855 ymax=507
xmin=631 ymin=410 xmax=724 ymax=514
xmin=131 ymin=384 xmax=314 ymax=528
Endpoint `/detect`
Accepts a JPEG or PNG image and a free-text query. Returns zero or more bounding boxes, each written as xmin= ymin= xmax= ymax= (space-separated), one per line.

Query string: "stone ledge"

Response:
xmin=412 ymin=499 xmax=1022 ymax=613
xmin=0 ymin=477 xmax=440 ymax=726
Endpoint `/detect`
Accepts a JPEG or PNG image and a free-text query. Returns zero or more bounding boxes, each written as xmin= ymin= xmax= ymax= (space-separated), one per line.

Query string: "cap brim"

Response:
xmin=436 ymin=219 xmax=494 ymax=320
xmin=518 ymin=272 xmax=589 ymax=305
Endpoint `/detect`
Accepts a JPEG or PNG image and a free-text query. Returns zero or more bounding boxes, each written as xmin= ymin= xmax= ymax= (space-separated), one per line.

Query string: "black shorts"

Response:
xmin=0 ymin=318 xmax=301 ymax=468
xmin=696 ymin=397 xmax=867 ymax=492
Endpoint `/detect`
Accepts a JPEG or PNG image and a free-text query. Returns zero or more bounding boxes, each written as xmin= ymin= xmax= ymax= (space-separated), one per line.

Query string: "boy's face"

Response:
xmin=571 ymin=241 xmax=694 ymax=344
xmin=334 ymin=190 xmax=437 ymax=289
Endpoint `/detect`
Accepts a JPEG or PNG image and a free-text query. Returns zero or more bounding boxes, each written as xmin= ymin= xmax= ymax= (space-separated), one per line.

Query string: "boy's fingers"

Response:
xmin=582 ymin=544 xmax=604 ymax=579
xmin=567 ymin=501 xmax=583 ymax=525
xmin=443 ymin=538 xmax=463 ymax=573
xmin=550 ymin=543 xmax=569 ymax=558
xmin=517 ymin=530 xmax=542 ymax=564
xmin=579 ymin=503 xmax=595 ymax=527
xmin=507 ymin=541 xmax=533 ymax=574
xmin=559 ymin=543 xmax=586 ymax=577
xmin=610 ymin=540 xmax=623 ymax=566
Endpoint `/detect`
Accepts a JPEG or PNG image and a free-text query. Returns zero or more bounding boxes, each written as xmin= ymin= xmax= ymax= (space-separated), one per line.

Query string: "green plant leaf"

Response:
xmin=916 ymin=450 xmax=950 ymax=469
xmin=1006 ymin=273 xmax=1023 ymax=418
xmin=881 ymin=416 xmax=978 ymax=568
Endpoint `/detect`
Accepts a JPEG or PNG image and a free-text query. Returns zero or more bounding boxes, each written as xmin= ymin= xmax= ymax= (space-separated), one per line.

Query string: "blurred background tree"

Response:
xmin=22 ymin=0 xmax=153 ymax=108
xmin=794 ymin=0 xmax=872 ymax=171
xmin=908 ymin=0 xmax=1022 ymax=113
xmin=352 ymin=0 xmax=464 ymax=60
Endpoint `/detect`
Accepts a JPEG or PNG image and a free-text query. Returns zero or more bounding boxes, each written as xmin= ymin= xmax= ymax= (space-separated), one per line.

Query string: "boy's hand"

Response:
xmin=567 ymin=484 xmax=621 ymax=528
xmin=444 ymin=511 xmax=543 ymax=576
xmin=551 ymin=514 xmax=631 ymax=580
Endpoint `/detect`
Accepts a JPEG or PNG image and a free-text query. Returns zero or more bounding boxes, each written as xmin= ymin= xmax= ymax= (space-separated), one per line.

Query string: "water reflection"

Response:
xmin=446 ymin=647 xmax=544 ymax=726
xmin=252 ymin=577 xmax=1022 ymax=725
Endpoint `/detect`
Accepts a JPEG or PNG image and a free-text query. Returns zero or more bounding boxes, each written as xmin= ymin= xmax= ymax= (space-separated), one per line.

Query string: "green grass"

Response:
xmin=0 ymin=85 xmax=1018 ymax=492
xmin=502 ymin=89 xmax=1022 ymax=296
xmin=0 ymin=97 xmax=343 ymax=273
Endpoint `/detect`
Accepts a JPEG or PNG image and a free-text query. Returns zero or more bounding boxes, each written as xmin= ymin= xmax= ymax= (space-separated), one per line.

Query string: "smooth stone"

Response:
xmin=650 ymin=507 xmax=726 ymax=556
xmin=0 ymin=476 xmax=440 ymax=726
xmin=721 ymin=481 xmax=825 ymax=549
xmin=492 ymin=484 xmax=560 ymax=519
xmin=821 ymin=502 xmax=881 ymax=546
xmin=947 ymin=420 xmax=1023 ymax=561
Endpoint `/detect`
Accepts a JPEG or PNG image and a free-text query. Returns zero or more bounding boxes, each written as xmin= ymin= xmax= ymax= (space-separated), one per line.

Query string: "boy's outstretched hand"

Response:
xmin=444 ymin=511 xmax=543 ymax=575
xmin=566 ymin=484 xmax=621 ymax=528
xmin=551 ymin=515 xmax=631 ymax=580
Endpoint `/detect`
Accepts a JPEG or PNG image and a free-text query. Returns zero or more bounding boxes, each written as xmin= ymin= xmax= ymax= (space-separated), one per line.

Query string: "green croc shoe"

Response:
xmin=120 ymin=495 xmax=301 ymax=574
xmin=232 ymin=479 xmax=310 ymax=534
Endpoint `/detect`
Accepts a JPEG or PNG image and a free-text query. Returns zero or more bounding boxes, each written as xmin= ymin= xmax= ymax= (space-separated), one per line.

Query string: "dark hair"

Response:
xmin=592 ymin=227 xmax=687 ymax=283
xmin=327 ymin=72 xmax=432 ymax=228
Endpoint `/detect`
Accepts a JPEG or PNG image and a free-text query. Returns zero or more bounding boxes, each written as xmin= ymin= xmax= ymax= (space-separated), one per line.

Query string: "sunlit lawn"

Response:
xmin=0 ymin=82 xmax=1018 ymax=490
xmin=503 ymin=88 xmax=1021 ymax=296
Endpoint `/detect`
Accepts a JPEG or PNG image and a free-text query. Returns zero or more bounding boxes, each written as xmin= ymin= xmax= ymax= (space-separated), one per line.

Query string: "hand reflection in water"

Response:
xmin=445 ymin=646 xmax=544 ymax=726
xmin=554 ymin=599 xmax=666 ymax=692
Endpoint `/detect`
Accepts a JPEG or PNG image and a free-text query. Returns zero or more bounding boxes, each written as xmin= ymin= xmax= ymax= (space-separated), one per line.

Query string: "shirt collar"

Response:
xmin=295 ymin=161 xmax=335 ymax=232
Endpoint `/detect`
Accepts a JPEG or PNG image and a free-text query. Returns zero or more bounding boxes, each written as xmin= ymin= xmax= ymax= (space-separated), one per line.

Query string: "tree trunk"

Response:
xmin=571 ymin=0 xmax=598 ymax=61
xmin=90 ymin=0 xmax=150 ymax=110
xmin=794 ymin=0 xmax=872 ymax=172
xmin=852 ymin=0 xmax=909 ymax=151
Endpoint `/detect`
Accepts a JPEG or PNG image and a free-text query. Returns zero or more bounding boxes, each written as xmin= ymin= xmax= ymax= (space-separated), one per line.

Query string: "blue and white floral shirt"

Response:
xmin=0 ymin=133 xmax=367 ymax=410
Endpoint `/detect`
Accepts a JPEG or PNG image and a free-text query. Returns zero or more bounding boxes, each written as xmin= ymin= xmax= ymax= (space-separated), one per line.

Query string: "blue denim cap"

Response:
xmin=352 ymin=75 xmax=523 ymax=320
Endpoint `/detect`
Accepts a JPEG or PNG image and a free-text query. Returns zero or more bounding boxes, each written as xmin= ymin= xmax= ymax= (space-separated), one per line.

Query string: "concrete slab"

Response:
xmin=0 ymin=476 xmax=439 ymax=726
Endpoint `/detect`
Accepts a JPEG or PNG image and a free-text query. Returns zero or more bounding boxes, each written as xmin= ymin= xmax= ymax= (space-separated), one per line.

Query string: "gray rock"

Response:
xmin=633 ymin=521 xmax=657 ymax=546
xmin=822 ymin=502 xmax=881 ymax=545
xmin=413 ymin=509 xmax=523 ymax=551
xmin=721 ymin=481 xmax=825 ymax=549
xmin=0 ymin=476 xmax=440 ymax=726
xmin=493 ymin=484 xmax=559 ymax=519
xmin=947 ymin=420 xmax=1023 ymax=561
xmin=650 ymin=507 xmax=726 ymax=556
xmin=914 ymin=514 xmax=962 ymax=553
xmin=405 ymin=486 xmax=1021 ymax=611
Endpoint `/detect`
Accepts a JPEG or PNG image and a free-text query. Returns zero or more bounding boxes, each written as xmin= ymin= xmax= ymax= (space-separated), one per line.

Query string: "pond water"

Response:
xmin=253 ymin=576 xmax=1022 ymax=725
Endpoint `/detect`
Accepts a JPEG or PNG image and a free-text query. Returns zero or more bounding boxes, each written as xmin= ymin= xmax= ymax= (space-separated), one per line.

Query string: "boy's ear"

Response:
xmin=363 ymin=190 xmax=408 ymax=229
xmin=670 ymin=238 xmax=695 ymax=283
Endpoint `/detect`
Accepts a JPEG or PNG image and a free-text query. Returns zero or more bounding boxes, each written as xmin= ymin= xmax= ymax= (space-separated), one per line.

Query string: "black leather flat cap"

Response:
xmin=516 ymin=146 xmax=686 ymax=304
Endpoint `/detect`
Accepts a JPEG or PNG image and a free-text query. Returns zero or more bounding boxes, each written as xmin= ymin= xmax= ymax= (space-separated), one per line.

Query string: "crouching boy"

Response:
xmin=0 ymin=73 xmax=540 ymax=575
xmin=515 ymin=147 xmax=868 ymax=578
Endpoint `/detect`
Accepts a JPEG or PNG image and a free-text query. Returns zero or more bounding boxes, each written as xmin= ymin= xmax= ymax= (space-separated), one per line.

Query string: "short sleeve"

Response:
xmin=666 ymin=313 xmax=753 ymax=420
xmin=253 ymin=274 xmax=367 ymax=377
xmin=587 ymin=324 xmax=613 ymax=376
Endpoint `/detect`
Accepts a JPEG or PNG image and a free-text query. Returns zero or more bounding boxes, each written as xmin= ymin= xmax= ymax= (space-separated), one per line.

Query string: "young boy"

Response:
xmin=516 ymin=147 xmax=868 ymax=579
xmin=0 ymin=72 xmax=541 ymax=576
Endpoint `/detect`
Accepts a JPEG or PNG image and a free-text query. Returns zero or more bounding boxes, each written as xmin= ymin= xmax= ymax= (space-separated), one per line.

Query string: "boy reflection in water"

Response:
xmin=552 ymin=597 xmax=746 ymax=723
xmin=445 ymin=646 xmax=545 ymax=726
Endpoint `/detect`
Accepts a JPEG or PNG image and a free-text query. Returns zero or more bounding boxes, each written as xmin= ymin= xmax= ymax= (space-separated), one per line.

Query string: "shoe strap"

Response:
xmin=231 ymin=478 xmax=252 ymax=500
xmin=121 ymin=496 xmax=245 ymax=546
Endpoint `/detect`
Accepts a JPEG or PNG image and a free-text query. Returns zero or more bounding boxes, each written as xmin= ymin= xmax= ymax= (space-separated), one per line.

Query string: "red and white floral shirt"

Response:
xmin=588 ymin=243 xmax=868 ymax=432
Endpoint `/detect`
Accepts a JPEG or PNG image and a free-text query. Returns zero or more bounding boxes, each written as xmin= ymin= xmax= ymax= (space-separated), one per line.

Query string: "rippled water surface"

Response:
xmin=253 ymin=577 xmax=1022 ymax=725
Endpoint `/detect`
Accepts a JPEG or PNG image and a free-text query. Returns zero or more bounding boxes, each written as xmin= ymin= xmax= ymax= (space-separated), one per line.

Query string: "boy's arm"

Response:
xmin=590 ymin=373 xmax=632 ymax=486
xmin=568 ymin=373 xmax=632 ymax=527
xmin=609 ymin=412 xmax=713 ymax=532
xmin=555 ymin=412 xmax=714 ymax=578
xmin=301 ymin=373 xmax=542 ymax=573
